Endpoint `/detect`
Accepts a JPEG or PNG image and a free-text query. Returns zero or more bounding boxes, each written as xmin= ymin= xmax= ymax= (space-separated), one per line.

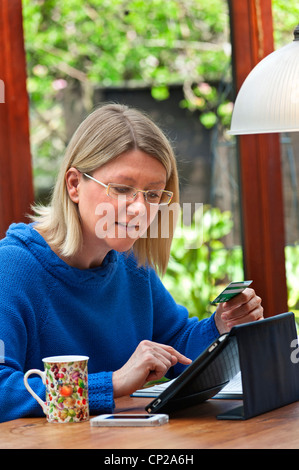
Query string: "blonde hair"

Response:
xmin=31 ymin=103 xmax=180 ymax=274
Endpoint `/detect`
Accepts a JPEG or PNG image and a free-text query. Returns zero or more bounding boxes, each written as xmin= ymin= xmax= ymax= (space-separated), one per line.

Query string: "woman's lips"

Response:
xmin=116 ymin=221 xmax=140 ymax=230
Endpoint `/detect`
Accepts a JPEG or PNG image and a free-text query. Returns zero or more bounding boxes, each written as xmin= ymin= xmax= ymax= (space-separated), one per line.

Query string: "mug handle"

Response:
xmin=24 ymin=369 xmax=47 ymax=415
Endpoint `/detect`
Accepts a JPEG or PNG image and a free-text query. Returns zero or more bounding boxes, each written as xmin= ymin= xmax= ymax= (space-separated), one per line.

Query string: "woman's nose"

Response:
xmin=127 ymin=192 xmax=147 ymax=215
xmin=132 ymin=190 xmax=147 ymax=204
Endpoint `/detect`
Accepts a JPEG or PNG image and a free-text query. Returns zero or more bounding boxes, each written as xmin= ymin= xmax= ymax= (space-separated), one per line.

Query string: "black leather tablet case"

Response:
xmin=145 ymin=333 xmax=240 ymax=414
xmin=217 ymin=311 xmax=299 ymax=420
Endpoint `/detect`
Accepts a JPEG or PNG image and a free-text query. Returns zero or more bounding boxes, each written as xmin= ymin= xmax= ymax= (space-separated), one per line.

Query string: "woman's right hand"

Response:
xmin=112 ymin=340 xmax=192 ymax=398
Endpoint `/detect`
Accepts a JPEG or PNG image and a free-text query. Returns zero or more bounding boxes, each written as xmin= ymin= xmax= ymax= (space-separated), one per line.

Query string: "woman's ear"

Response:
xmin=65 ymin=167 xmax=81 ymax=203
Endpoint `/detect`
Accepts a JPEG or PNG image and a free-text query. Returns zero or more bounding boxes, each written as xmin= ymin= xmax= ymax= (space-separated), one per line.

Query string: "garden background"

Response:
xmin=22 ymin=0 xmax=299 ymax=321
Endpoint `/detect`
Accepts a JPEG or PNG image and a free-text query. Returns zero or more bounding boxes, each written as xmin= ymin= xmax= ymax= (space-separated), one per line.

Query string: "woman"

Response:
xmin=0 ymin=104 xmax=263 ymax=422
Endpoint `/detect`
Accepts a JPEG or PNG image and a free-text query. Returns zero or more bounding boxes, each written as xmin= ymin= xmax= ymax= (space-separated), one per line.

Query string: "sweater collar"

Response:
xmin=5 ymin=223 xmax=119 ymax=286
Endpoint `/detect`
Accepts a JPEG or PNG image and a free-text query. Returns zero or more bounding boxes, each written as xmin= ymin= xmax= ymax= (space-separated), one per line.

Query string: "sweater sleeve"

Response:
xmin=149 ymin=268 xmax=220 ymax=377
xmin=0 ymin=241 xmax=49 ymax=422
xmin=0 ymin=245 xmax=116 ymax=422
xmin=0 ymin=311 xmax=46 ymax=421
xmin=0 ymin=303 xmax=115 ymax=422
xmin=0 ymin=367 xmax=115 ymax=422
xmin=88 ymin=371 xmax=115 ymax=414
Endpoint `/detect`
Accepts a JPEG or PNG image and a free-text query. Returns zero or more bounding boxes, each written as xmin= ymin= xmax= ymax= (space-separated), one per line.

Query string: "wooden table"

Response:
xmin=0 ymin=396 xmax=298 ymax=450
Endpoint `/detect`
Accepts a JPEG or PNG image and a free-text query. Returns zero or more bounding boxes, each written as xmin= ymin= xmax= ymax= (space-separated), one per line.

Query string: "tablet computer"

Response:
xmin=145 ymin=330 xmax=240 ymax=414
xmin=145 ymin=312 xmax=298 ymax=418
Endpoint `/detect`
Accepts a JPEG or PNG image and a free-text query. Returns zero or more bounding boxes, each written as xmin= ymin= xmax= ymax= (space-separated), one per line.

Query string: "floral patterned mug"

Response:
xmin=24 ymin=355 xmax=89 ymax=423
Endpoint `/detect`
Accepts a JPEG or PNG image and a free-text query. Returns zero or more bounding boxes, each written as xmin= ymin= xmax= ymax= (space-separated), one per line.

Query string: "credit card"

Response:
xmin=211 ymin=280 xmax=253 ymax=305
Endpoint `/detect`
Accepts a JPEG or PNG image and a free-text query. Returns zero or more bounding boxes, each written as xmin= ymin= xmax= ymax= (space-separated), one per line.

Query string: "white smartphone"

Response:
xmin=90 ymin=413 xmax=169 ymax=427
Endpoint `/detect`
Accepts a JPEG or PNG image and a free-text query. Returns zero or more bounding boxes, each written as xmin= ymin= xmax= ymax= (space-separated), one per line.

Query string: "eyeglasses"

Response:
xmin=83 ymin=173 xmax=173 ymax=206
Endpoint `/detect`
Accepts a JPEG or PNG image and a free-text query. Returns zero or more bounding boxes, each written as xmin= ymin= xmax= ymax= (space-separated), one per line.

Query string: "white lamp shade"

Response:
xmin=229 ymin=31 xmax=299 ymax=135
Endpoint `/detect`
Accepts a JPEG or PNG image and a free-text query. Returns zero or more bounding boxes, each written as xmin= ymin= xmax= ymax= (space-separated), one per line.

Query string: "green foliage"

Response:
xmin=272 ymin=0 xmax=299 ymax=46
xmin=21 ymin=0 xmax=299 ymax=321
xmin=180 ymin=77 xmax=233 ymax=130
xmin=22 ymin=0 xmax=299 ymax=181
xmin=23 ymin=0 xmax=230 ymax=101
xmin=22 ymin=0 xmax=232 ymax=189
xmin=163 ymin=205 xmax=243 ymax=319
xmin=285 ymin=245 xmax=299 ymax=321
xmin=163 ymin=206 xmax=299 ymax=323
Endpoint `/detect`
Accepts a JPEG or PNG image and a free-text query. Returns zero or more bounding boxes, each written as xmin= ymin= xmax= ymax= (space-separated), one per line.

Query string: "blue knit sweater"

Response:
xmin=0 ymin=223 xmax=219 ymax=422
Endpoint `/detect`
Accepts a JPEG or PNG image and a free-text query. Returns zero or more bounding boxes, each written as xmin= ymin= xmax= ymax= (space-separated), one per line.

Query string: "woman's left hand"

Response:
xmin=214 ymin=288 xmax=264 ymax=334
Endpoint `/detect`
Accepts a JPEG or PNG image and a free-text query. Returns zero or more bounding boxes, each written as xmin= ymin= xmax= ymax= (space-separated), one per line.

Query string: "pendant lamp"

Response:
xmin=229 ymin=24 xmax=299 ymax=135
